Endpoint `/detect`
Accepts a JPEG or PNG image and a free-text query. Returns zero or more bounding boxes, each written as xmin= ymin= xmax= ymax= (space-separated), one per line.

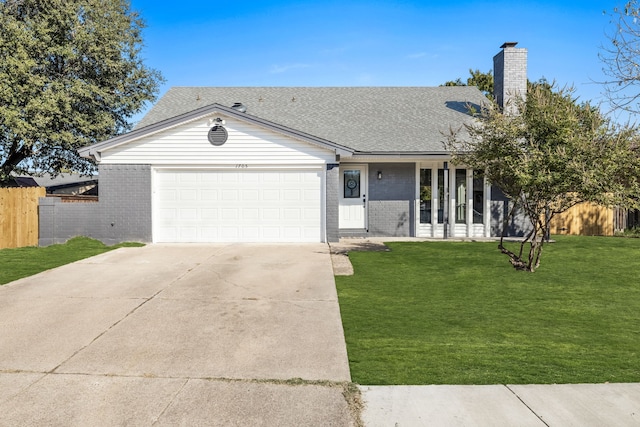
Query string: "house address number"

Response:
xmin=235 ymin=164 xmax=248 ymax=168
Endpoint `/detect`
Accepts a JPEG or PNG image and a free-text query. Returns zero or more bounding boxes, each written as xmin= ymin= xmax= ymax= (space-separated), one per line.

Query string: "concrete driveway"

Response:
xmin=0 ymin=244 xmax=356 ymax=426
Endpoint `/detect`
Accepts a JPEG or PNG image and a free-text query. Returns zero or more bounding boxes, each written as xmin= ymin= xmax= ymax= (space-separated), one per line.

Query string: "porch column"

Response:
xmin=484 ymin=177 xmax=492 ymax=237
xmin=467 ymin=169 xmax=473 ymax=237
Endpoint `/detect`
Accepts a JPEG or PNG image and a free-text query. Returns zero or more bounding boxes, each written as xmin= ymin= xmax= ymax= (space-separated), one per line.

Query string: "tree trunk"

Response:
xmin=0 ymin=142 xmax=29 ymax=185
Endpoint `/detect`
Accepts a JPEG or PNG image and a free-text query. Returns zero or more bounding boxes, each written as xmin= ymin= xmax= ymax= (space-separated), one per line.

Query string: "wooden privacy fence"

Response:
xmin=549 ymin=202 xmax=615 ymax=236
xmin=0 ymin=187 xmax=46 ymax=248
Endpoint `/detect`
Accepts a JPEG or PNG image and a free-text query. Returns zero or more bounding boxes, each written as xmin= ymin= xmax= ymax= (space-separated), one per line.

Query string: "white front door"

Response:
xmin=339 ymin=165 xmax=367 ymax=229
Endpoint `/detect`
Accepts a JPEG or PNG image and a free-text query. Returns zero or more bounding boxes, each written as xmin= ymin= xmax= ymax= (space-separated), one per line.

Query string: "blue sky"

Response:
xmin=129 ymin=0 xmax=622 ymax=121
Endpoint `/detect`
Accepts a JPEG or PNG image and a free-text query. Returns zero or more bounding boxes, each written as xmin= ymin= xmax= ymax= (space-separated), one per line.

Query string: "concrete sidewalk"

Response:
xmin=0 ymin=244 xmax=356 ymax=426
xmin=360 ymin=383 xmax=640 ymax=426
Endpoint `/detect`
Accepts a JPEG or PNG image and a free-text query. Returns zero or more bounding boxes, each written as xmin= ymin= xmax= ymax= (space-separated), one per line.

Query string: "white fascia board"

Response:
xmin=349 ymin=152 xmax=452 ymax=162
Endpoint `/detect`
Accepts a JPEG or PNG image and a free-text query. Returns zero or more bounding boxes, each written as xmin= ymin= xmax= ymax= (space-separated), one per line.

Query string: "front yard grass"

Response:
xmin=0 ymin=236 xmax=144 ymax=285
xmin=335 ymin=235 xmax=640 ymax=385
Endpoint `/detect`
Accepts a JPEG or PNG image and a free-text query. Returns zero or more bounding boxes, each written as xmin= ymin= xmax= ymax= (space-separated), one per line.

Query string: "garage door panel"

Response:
xmin=242 ymin=208 xmax=259 ymax=220
xmin=283 ymin=189 xmax=301 ymax=201
xmin=304 ymin=208 xmax=321 ymax=220
xmin=305 ymin=189 xmax=321 ymax=200
xmin=222 ymin=174 xmax=239 ymax=183
xmin=222 ymin=189 xmax=238 ymax=201
xmin=261 ymin=228 xmax=280 ymax=239
xmin=157 ymin=173 xmax=177 ymax=184
xmin=222 ymin=208 xmax=239 ymax=220
xmin=201 ymin=208 xmax=218 ymax=219
xmin=201 ymin=173 xmax=219 ymax=183
xmin=241 ymin=227 xmax=260 ymax=239
xmin=179 ymin=208 xmax=197 ymax=220
xmin=283 ymin=173 xmax=303 ymax=183
xmin=201 ymin=189 xmax=219 ymax=201
xmin=179 ymin=227 xmax=197 ymax=241
xmin=284 ymin=209 xmax=301 ymax=220
xmin=180 ymin=189 xmax=197 ymax=201
xmin=262 ymin=190 xmax=279 ymax=201
xmin=220 ymin=227 xmax=239 ymax=239
xmin=200 ymin=227 xmax=218 ymax=239
xmin=178 ymin=174 xmax=197 ymax=185
xmin=158 ymin=189 xmax=177 ymax=202
xmin=158 ymin=208 xmax=176 ymax=220
xmin=262 ymin=208 xmax=280 ymax=220
xmin=242 ymin=189 xmax=259 ymax=201
xmin=155 ymin=169 xmax=322 ymax=243
xmin=242 ymin=173 xmax=260 ymax=183
xmin=262 ymin=173 xmax=280 ymax=183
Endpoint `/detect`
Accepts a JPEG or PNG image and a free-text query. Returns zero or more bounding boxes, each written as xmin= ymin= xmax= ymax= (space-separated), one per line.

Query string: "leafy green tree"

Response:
xmin=0 ymin=0 xmax=163 ymax=184
xmin=443 ymin=78 xmax=465 ymax=87
xmin=445 ymin=81 xmax=640 ymax=272
xmin=442 ymin=69 xmax=493 ymax=98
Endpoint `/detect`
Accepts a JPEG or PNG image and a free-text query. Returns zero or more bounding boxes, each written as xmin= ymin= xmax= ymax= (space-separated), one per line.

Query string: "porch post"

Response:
xmin=443 ymin=162 xmax=449 ymax=239
xmin=467 ymin=168 xmax=473 ymax=237
xmin=484 ymin=177 xmax=491 ymax=237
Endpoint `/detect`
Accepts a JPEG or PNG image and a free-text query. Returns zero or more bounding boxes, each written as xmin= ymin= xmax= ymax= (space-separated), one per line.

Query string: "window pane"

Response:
xmin=343 ymin=170 xmax=360 ymax=198
xmin=420 ymin=169 xmax=432 ymax=224
xmin=473 ymin=170 xmax=484 ymax=224
xmin=437 ymin=169 xmax=444 ymax=224
xmin=455 ymin=169 xmax=467 ymax=224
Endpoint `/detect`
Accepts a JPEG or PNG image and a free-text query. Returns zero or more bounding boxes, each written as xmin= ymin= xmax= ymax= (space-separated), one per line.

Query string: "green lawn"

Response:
xmin=0 ymin=237 xmax=144 ymax=285
xmin=336 ymin=236 xmax=640 ymax=385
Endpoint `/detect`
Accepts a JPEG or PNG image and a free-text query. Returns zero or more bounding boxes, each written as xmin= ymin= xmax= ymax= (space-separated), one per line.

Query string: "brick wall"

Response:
xmin=490 ymin=186 xmax=532 ymax=237
xmin=98 ymin=164 xmax=152 ymax=245
xmin=38 ymin=198 xmax=101 ymax=246
xmin=39 ymin=164 xmax=152 ymax=246
xmin=325 ymin=164 xmax=340 ymax=242
xmin=493 ymin=42 xmax=527 ymax=114
xmin=366 ymin=163 xmax=415 ymax=237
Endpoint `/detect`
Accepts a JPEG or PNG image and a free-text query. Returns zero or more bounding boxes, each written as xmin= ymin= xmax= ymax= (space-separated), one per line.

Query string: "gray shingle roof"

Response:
xmin=136 ymin=87 xmax=486 ymax=153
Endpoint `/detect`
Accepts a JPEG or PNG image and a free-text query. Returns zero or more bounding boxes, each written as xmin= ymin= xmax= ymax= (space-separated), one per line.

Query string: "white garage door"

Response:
xmin=154 ymin=169 xmax=323 ymax=243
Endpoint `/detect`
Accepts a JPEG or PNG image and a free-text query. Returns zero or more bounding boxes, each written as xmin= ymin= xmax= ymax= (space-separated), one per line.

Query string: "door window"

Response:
xmin=343 ymin=170 xmax=361 ymax=198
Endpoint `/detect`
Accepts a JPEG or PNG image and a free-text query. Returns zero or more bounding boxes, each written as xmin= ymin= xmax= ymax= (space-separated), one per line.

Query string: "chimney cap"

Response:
xmin=500 ymin=42 xmax=518 ymax=49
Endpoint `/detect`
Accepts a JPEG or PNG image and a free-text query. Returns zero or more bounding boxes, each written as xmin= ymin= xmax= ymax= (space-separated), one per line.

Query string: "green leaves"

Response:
xmin=445 ymin=81 xmax=640 ymax=271
xmin=0 ymin=0 xmax=164 ymax=184
xmin=442 ymin=69 xmax=493 ymax=99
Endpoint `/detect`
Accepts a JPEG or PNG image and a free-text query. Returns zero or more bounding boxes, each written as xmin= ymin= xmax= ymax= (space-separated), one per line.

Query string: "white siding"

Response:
xmin=100 ymin=114 xmax=335 ymax=165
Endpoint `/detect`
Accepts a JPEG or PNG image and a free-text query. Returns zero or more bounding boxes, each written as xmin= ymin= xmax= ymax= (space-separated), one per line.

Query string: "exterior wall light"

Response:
xmin=377 ymin=171 xmax=382 ymax=180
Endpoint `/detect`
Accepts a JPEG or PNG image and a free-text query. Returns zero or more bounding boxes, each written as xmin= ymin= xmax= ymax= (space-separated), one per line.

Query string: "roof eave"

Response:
xmin=352 ymin=151 xmax=452 ymax=157
xmin=78 ymin=104 xmax=355 ymax=161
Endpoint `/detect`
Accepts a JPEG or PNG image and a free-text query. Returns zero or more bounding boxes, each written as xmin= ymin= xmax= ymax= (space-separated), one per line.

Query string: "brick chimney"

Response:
xmin=493 ymin=42 xmax=527 ymax=114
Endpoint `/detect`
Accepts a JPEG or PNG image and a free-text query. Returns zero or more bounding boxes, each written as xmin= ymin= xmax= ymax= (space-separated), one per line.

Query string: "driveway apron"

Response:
xmin=0 ymin=244 xmax=354 ymax=426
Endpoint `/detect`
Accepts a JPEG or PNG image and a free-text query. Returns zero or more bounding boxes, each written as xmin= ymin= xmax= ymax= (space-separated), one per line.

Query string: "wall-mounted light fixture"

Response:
xmin=377 ymin=171 xmax=382 ymax=180
xmin=208 ymin=117 xmax=225 ymax=127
